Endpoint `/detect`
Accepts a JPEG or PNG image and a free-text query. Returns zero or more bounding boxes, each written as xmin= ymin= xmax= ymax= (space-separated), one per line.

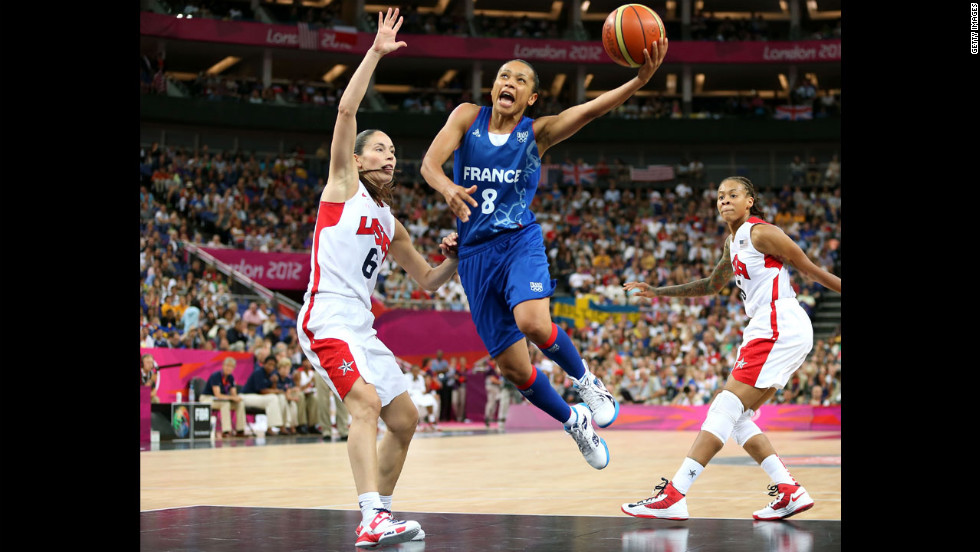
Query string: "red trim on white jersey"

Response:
xmin=300 ymin=202 xmax=346 ymax=362
xmin=730 ymin=218 xmax=796 ymax=319
xmin=318 ymin=201 xmax=345 ymax=228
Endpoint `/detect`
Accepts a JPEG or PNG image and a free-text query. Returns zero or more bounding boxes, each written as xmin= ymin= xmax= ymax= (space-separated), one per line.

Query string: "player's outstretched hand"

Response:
xmin=623 ymin=281 xmax=658 ymax=299
xmin=371 ymin=7 xmax=408 ymax=57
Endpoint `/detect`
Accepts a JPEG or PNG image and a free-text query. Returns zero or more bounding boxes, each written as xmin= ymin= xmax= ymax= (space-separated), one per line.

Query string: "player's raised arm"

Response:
xmin=534 ymin=37 xmax=667 ymax=155
xmin=322 ymin=8 xmax=406 ymax=202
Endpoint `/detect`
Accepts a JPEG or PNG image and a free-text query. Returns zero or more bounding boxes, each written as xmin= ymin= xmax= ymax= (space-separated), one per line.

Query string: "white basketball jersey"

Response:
xmin=729 ymin=217 xmax=797 ymax=319
xmin=304 ymin=182 xmax=395 ymax=310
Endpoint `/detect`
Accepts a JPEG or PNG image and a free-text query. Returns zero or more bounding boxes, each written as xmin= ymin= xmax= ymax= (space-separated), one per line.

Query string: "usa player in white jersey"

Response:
xmin=294 ymin=9 xmax=460 ymax=548
xmin=621 ymin=176 xmax=841 ymax=521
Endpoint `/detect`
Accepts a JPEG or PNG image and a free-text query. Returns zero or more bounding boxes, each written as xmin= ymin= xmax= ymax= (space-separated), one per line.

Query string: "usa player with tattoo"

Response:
xmin=621 ymin=176 xmax=841 ymax=521
xmin=295 ymin=9 xmax=459 ymax=548
xmin=421 ymin=38 xmax=667 ymax=470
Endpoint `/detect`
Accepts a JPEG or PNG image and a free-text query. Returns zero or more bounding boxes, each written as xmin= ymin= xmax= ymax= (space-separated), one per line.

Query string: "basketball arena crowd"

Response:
xmin=139 ymin=138 xmax=842 ymax=420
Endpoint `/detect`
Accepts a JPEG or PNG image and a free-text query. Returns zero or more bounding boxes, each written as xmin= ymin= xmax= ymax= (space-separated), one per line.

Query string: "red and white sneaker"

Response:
xmin=354 ymin=526 xmax=425 ymax=543
xmin=354 ymin=509 xmax=421 ymax=548
xmin=752 ymin=483 xmax=814 ymax=521
xmin=621 ymin=478 xmax=689 ymax=520
xmin=355 ymin=512 xmax=425 ymax=546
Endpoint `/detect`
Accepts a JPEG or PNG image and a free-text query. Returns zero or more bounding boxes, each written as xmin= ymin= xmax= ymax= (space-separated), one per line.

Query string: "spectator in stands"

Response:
xmin=641 ymin=365 xmax=669 ymax=405
xmin=823 ymin=154 xmax=841 ymax=186
xmin=808 ymin=384 xmax=825 ymax=406
xmin=689 ymin=156 xmax=705 ymax=187
xmin=261 ymin=305 xmax=280 ymax=336
xmin=670 ymin=384 xmax=704 ymax=406
xmin=200 ymin=357 xmax=247 ymax=438
xmin=160 ymin=293 xmax=185 ymax=328
xmin=242 ymin=301 xmax=268 ymax=331
xmin=141 ymin=353 xmax=160 ymax=403
xmin=792 ymin=77 xmax=817 ymax=107
xmin=240 ymin=353 xmax=288 ymax=435
xmin=430 ymin=350 xmax=454 ymax=422
xmin=180 ymin=298 xmax=202 ymax=336
xmin=405 ymin=363 xmax=439 ymax=432
xmin=789 ymin=156 xmax=806 ymax=186
xmin=568 ymin=264 xmax=595 ymax=292
xmin=805 ymin=156 xmax=822 ymax=187
xmin=295 ymin=356 xmax=320 ymax=434
xmin=483 ymin=361 xmax=508 ymax=429
xmin=225 ymin=318 xmax=249 ymax=351
xmin=276 ymin=357 xmax=302 ymax=434
xmin=451 ymin=356 xmax=469 ymax=422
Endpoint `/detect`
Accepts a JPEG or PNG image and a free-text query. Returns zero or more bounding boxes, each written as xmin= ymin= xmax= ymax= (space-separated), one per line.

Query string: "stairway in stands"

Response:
xmin=811 ymin=291 xmax=841 ymax=341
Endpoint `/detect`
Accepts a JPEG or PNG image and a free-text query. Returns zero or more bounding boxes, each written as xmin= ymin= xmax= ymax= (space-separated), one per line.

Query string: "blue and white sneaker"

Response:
xmin=573 ymin=365 xmax=620 ymax=428
xmin=565 ymin=403 xmax=609 ymax=469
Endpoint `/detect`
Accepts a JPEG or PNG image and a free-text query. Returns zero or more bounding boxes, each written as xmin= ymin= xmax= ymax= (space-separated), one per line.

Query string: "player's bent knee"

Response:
xmin=732 ymin=409 xmax=762 ymax=447
xmin=701 ymin=390 xmax=744 ymax=444
xmin=517 ymin=321 xmax=551 ymax=344
xmin=383 ymin=398 xmax=421 ymax=434
xmin=347 ymin=394 xmax=382 ymax=422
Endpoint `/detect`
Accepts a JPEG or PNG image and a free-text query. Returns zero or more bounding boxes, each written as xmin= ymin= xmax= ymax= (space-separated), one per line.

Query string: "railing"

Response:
xmin=181 ymin=241 xmax=302 ymax=322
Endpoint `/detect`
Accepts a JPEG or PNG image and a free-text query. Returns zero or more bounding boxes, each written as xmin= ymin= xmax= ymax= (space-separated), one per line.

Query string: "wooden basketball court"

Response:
xmin=140 ymin=427 xmax=841 ymax=550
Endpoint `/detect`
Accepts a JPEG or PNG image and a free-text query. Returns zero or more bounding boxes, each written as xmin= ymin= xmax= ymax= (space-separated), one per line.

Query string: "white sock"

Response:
xmin=358 ymin=492 xmax=384 ymax=525
xmin=671 ymin=458 xmax=705 ymax=495
xmin=760 ymin=454 xmax=797 ymax=485
xmin=380 ymin=494 xmax=393 ymax=512
xmin=563 ymin=405 xmax=577 ymax=427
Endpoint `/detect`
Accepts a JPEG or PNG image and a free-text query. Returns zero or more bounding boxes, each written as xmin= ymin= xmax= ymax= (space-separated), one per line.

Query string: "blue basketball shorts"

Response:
xmin=458 ymin=225 xmax=557 ymax=358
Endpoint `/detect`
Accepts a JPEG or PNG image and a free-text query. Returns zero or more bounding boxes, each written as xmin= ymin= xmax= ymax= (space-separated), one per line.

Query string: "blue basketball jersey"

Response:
xmin=453 ymin=106 xmax=541 ymax=252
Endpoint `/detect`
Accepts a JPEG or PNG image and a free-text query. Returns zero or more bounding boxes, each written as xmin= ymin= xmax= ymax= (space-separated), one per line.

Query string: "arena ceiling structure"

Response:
xmin=141 ymin=0 xmax=840 ymax=102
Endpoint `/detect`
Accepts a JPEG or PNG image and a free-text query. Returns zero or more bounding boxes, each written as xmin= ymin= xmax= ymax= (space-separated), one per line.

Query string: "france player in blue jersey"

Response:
xmin=421 ymin=38 xmax=668 ymax=469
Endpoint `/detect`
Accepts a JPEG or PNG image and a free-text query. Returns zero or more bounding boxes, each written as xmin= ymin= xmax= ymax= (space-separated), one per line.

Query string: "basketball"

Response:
xmin=602 ymin=4 xmax=666 ymax=68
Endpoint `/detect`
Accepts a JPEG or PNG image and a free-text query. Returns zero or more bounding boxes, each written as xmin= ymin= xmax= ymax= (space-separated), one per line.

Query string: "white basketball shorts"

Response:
xmin=297 ymin=294 xmax=408 ymax=407
xmin=730 ymin=298 xmax=813 ymax=390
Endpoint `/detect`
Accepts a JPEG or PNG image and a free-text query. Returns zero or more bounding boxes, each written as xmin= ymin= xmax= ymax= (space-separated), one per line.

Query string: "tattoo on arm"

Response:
xmin=708 ymin=238 xmax=734 ymax=291
xmin=654 ymin=237 xmax=733 ymax=297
